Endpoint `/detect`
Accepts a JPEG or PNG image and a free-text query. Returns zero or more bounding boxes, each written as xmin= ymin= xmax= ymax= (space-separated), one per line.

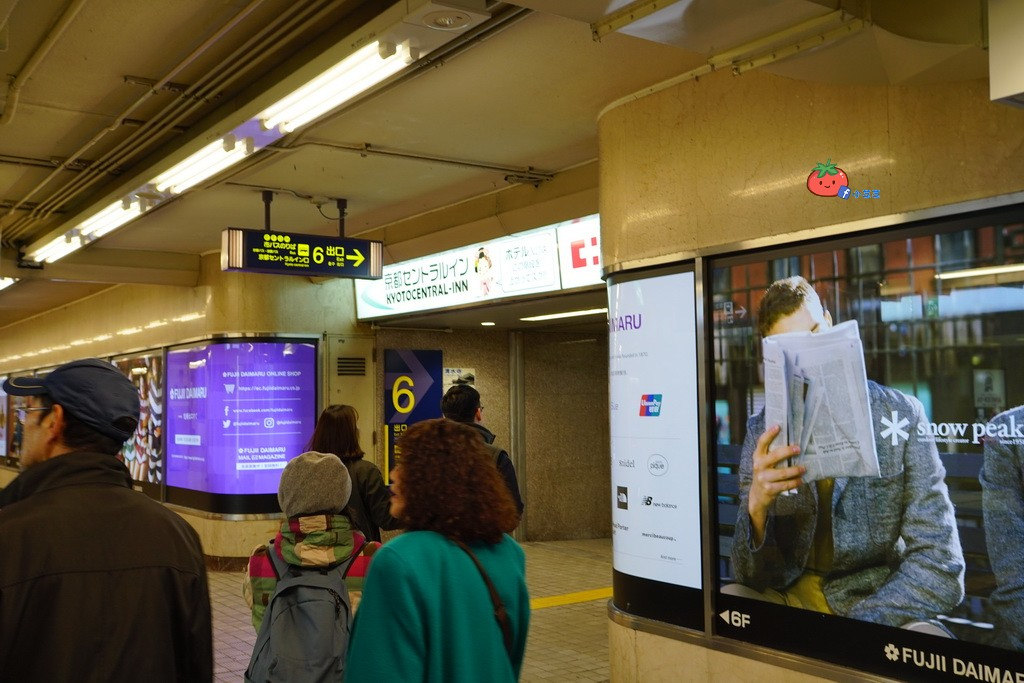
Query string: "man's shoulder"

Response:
xmin=867 ymin=380 xmax=919 ymax=412
xmin=989 ymin=405 xmax=1024 ymax=427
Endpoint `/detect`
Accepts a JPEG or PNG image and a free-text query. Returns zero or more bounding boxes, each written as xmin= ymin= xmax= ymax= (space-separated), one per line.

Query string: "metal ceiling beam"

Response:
xmin=591 ymin=0 xmax=686 ymax=41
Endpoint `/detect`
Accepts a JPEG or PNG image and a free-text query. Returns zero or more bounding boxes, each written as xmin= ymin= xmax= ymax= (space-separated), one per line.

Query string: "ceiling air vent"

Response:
xmin=336 ymin=356 xmax=367 ymax=376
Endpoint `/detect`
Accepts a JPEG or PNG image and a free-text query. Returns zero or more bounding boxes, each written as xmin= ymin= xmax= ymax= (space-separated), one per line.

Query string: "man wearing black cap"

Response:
xmin=0 ymin=358 xmax=213 ymax=682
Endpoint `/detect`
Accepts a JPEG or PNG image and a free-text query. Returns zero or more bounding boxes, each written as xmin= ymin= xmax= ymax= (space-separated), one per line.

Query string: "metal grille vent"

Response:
xmin=336 ymin=356 xmax=367 ymax=376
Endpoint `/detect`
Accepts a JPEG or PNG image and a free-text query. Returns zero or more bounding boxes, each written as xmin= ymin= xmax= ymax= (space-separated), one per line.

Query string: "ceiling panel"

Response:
xmin=306 ymin=12 xmax=699 ymax=167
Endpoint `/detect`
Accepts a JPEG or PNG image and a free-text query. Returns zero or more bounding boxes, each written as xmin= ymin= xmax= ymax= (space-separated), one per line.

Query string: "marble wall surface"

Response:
xmin=599 ymin=72 xmax=1024 ymax=269
xmin=523 ymin=329 xmax=610 ymax=540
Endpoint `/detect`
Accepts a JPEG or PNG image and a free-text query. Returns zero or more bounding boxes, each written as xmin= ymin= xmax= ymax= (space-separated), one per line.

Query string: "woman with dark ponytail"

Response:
xmin=307 ymin=404 xmax=399 ymax=542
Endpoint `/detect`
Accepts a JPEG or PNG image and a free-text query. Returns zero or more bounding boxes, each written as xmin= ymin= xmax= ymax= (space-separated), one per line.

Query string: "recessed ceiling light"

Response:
xmin=422 ymin=10 xmax=471 ymax=31
xmin=480 ymin=321 xmax=496 ymax=326
xmin=520 ymin=307 xmax=608 ymax=322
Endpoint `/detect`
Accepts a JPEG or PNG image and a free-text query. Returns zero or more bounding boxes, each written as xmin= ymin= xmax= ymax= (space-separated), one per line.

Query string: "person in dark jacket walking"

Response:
xmin=0 ymin=359 xmax=212 ymax=683
xmin=441 ymin=384 xmax=524 ymax=518
xmin=307 ymin=404 xmax=400 ymax=542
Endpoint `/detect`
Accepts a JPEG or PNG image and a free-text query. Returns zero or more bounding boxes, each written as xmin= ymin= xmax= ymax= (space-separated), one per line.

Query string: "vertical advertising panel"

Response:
xmin=113 ymin=353 xmax=163 ymax=498
xmin=711 ymin=206 xmax=1024 ymax=679
xmin=166 ymin=340 xmax=316 ymax=503
xmin=0 ymin=377 xmax=7 ymax=461
xmin=5 ymin=391 xmax=29 ymax=467
xmin=608 ymin=266 xmax=703 ymax=630
xmin=383 ymin=349 xmax=442 ymax=482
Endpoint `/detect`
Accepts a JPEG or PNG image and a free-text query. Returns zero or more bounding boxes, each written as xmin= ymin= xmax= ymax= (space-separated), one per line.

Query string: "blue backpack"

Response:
xmin=244 ymin=540 xmax=357 ymax=683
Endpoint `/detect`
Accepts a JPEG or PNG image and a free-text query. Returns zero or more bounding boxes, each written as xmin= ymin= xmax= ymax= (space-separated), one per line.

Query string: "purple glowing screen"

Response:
xmin=166 ymin=341 xmax=316 ymax=494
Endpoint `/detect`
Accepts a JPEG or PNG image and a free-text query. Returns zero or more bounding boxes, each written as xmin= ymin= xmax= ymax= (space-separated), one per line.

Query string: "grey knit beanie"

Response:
xmin=278 ymin=451 xmax=353 ymax=517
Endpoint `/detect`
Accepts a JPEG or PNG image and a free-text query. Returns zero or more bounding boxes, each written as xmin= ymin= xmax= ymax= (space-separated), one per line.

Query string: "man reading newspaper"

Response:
xmin=727 ymin=276 xmax=964 ymax=631
xmin=762 ymin=318 xmax=878 ymax=482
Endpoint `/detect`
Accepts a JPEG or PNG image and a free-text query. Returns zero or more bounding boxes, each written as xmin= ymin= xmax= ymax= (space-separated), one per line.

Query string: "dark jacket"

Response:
xmin=0 ymin=451 xmax=213 ymax=682
xmin=343 ymin=457 xmax=401 ymax=543
xmin=466 ymin=422 xmax=525 ymax=516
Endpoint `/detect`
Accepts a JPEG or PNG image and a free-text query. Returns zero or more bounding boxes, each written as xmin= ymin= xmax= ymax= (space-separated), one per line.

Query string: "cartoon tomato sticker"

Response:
xmin=807 ymin=159 xmax=848 ymax=197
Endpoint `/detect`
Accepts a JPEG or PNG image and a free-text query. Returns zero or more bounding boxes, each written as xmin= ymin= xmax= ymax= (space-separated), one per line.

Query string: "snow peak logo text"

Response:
xmin=919 ymin=413 xmax=1024 ymax=445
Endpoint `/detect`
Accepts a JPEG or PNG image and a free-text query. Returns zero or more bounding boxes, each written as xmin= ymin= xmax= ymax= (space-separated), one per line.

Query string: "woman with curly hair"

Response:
xmin=346 ymin=418 xmax=529 ymax=682
xmin=307 ymin=404 xmax=399 ymax=542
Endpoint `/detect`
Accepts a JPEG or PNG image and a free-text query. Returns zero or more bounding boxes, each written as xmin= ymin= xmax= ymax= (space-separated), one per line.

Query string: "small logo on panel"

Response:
xmin=807 ymin=158 xmax=880 ymax=200
xmin=263 ymin=417 xmax=276 ymax=429
xmin=642 ymin=496 xmax=653 ymax=506
xmin=639 ymin=394 xmax=662 ymax=416
xmin=648 ymin=454 xmax=668 ymax=476
xmin=616 ymin=486 xmax=628 ymax=510
xmin=880 ymin=410 xmax=910 ymax=446
xmin=617 ymin=458 xmax=636 ymax=469
xmin=570 ymin=237 xmax=599 ymax=268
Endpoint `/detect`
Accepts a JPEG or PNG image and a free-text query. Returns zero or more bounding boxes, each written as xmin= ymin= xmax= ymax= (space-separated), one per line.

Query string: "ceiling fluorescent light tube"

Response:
xmin=163 ymin=144 xmax=249 ymax=193
xmin=935 ymin=264 xmax=1024 ymax=280
xmin=0 ymin=277 xmax=16 ymax=291
xmin=152 ymin=136 xmax=251 ymax=194
xmin=258 ymin=41 xmax=407 ymax=133
xmin=28 ymin=233 xmax=84 ymax=263
xmin=520 ymin=307 xmax=609 ymax=322
xmin=78 ymin=199 xmax=143 ymax=238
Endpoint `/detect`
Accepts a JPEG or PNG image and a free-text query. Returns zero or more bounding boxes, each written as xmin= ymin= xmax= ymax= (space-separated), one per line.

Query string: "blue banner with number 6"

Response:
xmin=383 ymin=349 xmax=442 ymax=482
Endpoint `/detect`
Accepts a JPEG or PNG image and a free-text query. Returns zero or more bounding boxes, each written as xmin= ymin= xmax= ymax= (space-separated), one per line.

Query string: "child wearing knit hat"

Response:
xmin=243 ymin=451 xmax=380 ymax=631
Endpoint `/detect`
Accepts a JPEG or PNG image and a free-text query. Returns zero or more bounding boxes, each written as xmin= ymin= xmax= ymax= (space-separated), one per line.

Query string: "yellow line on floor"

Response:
xmin=530 ymin=586 xmax=612 ymax=610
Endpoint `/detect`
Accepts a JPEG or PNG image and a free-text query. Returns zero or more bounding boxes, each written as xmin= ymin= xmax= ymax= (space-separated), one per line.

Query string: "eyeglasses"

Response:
xmin=16 ymin=407 xmax=49 ymax=424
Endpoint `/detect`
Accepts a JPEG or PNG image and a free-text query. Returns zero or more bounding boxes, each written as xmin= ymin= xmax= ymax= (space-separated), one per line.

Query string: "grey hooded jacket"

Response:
xmin=981 ymin=405 xmax=1024 ymax=649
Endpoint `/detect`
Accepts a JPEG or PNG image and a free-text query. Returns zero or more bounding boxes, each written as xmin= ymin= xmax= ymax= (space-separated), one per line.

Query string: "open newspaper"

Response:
xmin=762 ymin=319 xmax=879 ymax=482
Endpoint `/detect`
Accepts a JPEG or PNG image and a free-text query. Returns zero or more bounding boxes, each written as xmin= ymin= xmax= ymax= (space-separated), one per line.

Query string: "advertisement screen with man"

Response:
xmin=711 ymin=207 xmax=1024 ymax=679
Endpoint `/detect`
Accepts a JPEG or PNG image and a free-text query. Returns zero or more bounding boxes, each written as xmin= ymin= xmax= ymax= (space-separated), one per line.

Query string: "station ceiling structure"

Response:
xmin=0 ymin=0 xmax=989 ymax=330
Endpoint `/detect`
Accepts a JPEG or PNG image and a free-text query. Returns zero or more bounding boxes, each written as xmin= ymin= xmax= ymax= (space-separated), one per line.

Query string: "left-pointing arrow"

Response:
xmin=346 ymin=249 xmax=365 ymax=268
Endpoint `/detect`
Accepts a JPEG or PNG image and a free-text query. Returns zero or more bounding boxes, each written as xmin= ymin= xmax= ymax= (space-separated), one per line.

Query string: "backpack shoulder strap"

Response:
xmin=341 ymin=534 xmax=368 ymax=579
xmin=266 ymin=540 xmax=289 ymax=581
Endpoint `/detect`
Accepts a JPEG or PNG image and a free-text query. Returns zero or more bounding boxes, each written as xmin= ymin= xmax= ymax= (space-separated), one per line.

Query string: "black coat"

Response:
xmin=343 ymin=456 xmax=401 ymax=543
xmin=466 ymin=422 xmax=525 ymax=517
xmin=0 ymin=451 xmax=212 ymax=682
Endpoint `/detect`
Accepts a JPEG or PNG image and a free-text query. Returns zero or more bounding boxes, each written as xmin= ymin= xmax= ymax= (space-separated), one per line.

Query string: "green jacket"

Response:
xmin=346 ymin=531 xmax=529 ymax=682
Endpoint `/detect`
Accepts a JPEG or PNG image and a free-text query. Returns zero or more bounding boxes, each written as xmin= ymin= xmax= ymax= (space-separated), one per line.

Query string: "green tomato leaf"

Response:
xmin=813 ymin=159 xmax=840 ymax=178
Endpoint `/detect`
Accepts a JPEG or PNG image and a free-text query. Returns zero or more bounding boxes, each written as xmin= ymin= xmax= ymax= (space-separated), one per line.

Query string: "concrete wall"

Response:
xmin=524 ymin=329 xmax=609 ymax=540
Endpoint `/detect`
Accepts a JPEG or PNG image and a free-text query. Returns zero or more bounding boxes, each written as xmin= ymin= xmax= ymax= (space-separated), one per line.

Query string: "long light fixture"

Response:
xmin=27 ymin=198 xmax=143 ymax=262
xmin=935 ymin=264 xmax=1024 ymax=280
xmin=29 ymin=233 xmax=84 ymax=263
xmin=16 ymin=4 xmax=489 ymax=270
xmin=78 ymin=198 xmax=143 ymax=238
xmin=153 ymin=135 xmax=254 ymax=194
xmin=520 ymin=307 xmax=608 ymax=322
xmin=0 ymin=277 xmax=16 ymax=291
xmin=258 ymin=41 xmax=409 ymax=133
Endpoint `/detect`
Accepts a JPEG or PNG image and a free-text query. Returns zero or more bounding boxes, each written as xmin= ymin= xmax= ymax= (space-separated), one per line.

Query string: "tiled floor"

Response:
xmin=211 ymin=537 xmax=612 ymax=682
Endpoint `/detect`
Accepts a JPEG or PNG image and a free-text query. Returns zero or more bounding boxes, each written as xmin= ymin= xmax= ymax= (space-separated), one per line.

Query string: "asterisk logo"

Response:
xmin=885 ymin=644 xmax=900 ymax=661
xmin=880 ymin=411 xmax=910 ymax=447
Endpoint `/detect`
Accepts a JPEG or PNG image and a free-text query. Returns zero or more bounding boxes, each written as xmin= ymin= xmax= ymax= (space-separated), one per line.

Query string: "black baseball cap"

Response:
xmin=3 ymin=358 xmax=140 ymax=442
